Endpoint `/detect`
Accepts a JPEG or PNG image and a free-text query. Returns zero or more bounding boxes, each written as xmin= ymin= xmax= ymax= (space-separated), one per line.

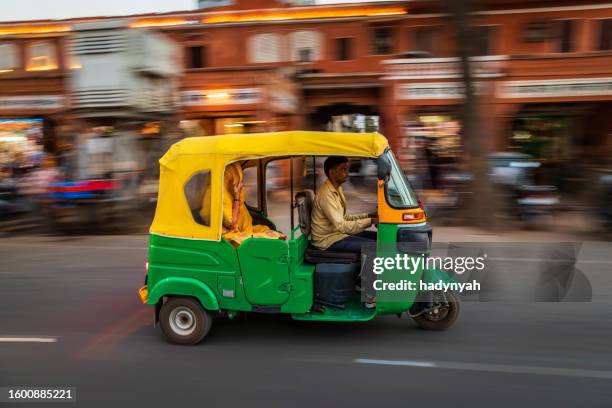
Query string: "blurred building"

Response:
xmin=1 ymin=0 xmax=611 ymax=180
xmin=0 ymin=21 xmax=69 ymax=167
xmin=69 ymin=20 xmax=181 ymax=180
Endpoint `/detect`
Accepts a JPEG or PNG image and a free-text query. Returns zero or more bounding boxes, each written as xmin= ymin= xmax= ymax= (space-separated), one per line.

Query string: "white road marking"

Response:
xmin=355 ymin=358 xmax=612 ymax=380
xmin=356 ymin=359 xmax=436 ymax=368
xmin=0 ymin=336 xmax=58 ymax=343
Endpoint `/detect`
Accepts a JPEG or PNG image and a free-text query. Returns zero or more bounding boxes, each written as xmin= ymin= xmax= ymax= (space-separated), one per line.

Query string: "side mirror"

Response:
xmin=377 ymin=155 xmax=391 ymax=180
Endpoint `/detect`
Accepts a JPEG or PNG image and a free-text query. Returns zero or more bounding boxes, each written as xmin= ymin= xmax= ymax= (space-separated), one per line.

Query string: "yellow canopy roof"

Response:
xmin=151 ymin=131 xmax=389 ymax=240
xmin=159 ymin=131 xmax=388 ymax=169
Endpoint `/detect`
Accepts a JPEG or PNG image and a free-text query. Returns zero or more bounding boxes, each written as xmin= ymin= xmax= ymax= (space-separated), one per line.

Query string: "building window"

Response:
xmin=184 ymin=170 xmax=212 ymax=226
xmin=187 ymin=45 xmax=207 ymax=69
xmin=68 ymin=53 xmax=81 ymax=70
xmin=298 ymin=48 xmax=312 ymax=63
xmin=249 ymin=33 xmax=282 ymax=63
xmin=26 ymin=42 xmax=57 ymax=71
xmin=289 ymin=30 xmax=322 ymax=62
xmin=472 ymin=26 xmax=496 ymax=56
xmin=413 ymin=26 xmax=435 ymax=55
xmin=598 ymin=19 xmax=612 ymax=50
xmin=335 ymin=37 xmax=353 ymax=61
xmin=372 ymin=27 xmax=393 ymax=55
xmin=523 ymin=21 xmax=552 ymax=43
xmin=556 ymin=20 xmax=575 ymax=52
xmin=0 ymin=43 xmax=18 ymax=72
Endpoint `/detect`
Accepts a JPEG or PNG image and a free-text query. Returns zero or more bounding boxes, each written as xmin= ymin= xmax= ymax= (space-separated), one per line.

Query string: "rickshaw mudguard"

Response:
xmin=147 ymin=277 xmax=220 ymax=311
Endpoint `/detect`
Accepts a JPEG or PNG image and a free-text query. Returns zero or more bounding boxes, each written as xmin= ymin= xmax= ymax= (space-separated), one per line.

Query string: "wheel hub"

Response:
xmin=424 ymin=304 xmax=449 ymax=321
xmin=169 ymin=306 xmax=196 ymax=336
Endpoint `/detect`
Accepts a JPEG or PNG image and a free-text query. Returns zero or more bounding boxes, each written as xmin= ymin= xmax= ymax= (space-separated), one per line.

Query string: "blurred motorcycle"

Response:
xmin=489 ymin=152 xmax=559 ymax=223
xmin=0 ymin=174 xmax=22 ymax=219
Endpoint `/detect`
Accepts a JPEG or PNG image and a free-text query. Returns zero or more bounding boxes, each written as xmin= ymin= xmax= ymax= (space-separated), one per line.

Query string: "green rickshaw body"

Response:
xmin=144 ymin=131 xmax=458 ymax=334
xmin=146 ymin=224 xmax=446 ymax=322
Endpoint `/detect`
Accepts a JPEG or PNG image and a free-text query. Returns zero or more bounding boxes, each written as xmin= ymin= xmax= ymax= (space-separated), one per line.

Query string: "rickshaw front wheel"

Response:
xmin=160 ymin=297 xmax=212 ymax=345
xmin=410 ymin=291 xmax=460 ymax=331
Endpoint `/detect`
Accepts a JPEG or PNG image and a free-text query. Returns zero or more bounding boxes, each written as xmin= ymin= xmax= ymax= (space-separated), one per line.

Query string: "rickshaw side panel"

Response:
xmin=147 ymin=234 xmax=252 ymax=312
xmin=281 ymin=234 xmax=314 ymax=314
xmin=237 ymin=238 xmax=291 ymax=305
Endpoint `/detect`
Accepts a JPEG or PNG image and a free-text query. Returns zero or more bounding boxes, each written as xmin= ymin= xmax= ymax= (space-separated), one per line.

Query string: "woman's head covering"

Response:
xmin=224 ymin=162 xmax=243 ymax=190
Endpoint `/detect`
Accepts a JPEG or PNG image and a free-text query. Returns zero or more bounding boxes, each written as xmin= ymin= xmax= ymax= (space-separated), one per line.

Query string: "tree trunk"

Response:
xmin=449 ymin=0 xmax=496 ymax=230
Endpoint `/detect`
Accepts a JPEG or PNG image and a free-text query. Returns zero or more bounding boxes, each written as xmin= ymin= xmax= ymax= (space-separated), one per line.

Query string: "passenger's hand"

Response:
xmin=367 ymin=212 xmax=378 ymax=218
xmin=233 ymin=181 xmax=243 ymax=197
xmin=370 ymin=216 xmax=379 ymax=227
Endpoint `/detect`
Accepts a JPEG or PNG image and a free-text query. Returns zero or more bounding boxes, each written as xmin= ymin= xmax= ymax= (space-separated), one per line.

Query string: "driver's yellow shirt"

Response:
xmin=311 ymin=180 xmax=372 ymax=250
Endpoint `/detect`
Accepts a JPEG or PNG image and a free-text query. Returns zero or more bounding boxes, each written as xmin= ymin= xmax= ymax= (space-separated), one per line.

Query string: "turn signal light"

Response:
xmin=402 ymin=210 xmax=425 ymax=222
xmin=138 ymin=286 xmax=148 ymax=304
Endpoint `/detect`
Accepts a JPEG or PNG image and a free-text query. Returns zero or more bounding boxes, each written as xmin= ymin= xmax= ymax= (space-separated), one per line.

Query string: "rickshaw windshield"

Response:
xmin=384 ymin=151 xmax=419 ymax=208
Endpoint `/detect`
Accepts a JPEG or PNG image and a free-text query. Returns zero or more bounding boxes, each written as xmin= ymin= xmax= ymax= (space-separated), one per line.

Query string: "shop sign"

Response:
xmin=180 ymin=88 xmax=262 ymax=106
xmin=0 ymin=95 xmax=64 ymax=110
xmin=397 ymin=82 xmax=483 ymax=100
xmin=383 ymin=56 xmax=506 ymax=80
xmin=499 ymin=78 xmax=612 ymax=99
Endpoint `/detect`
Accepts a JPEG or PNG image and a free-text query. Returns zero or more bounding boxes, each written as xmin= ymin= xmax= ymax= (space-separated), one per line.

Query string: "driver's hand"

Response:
xmin=370 ymin=216 xmax=379 ymax=227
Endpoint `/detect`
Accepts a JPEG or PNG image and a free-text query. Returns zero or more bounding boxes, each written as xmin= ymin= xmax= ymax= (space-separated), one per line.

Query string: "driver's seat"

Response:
xmin=295 ymin=190 xmax=360 ymax=264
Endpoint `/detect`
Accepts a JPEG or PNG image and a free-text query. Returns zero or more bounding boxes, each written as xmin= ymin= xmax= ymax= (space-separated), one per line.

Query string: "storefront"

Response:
xmin=178 ymin=71 xmax=299 ymax=137
xmin=386 ymin=80 xmax=473 ymax=174
xmin=498 ymin=75 xmax=612 ymax=191
xmin=505 ymin=102 xmax=612 ymax=191
xmin=0 ymin=118 xmax=45 ymax=171
xmin=385 ymin=57 xmax=612 ymax=182
xmin=0 ymin=92 xmax=67 ymax=172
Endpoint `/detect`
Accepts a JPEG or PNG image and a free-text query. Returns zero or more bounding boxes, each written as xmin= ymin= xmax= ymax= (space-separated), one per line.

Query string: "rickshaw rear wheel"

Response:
xmin=160 ymin=297 xmax=212 ymax=345
xmin=410 ymin=291 xmax=460 ymax=330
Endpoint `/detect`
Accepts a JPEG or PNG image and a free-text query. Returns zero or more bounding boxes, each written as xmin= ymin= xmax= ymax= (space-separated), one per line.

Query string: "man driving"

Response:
xmin=311 ymin=156 xmax=377 ymax=253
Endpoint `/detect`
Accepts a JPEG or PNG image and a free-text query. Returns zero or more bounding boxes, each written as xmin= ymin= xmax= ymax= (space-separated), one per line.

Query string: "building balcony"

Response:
xmin=505 ymin=51 xmax=612 ymax=79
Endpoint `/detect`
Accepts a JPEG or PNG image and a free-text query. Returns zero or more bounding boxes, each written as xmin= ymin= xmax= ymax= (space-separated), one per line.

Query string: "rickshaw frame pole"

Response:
xmin=312 ymin=156 xmax=316 ymax=191
xmin=290 ymin=157 xmax=294 ymax=232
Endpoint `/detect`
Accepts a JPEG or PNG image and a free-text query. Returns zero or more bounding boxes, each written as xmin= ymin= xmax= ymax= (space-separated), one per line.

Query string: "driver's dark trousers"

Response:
xmin=328 ymin=231 xmax=377 ymax=303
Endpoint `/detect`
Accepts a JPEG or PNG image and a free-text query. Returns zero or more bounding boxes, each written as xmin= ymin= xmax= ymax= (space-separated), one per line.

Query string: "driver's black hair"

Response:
xmin=324 ymin=156 xmax=349 ymax=177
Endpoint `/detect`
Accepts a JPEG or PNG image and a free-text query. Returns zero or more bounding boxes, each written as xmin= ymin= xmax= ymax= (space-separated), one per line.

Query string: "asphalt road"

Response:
xmin=1 ymin=234 xmax=612 ymax=408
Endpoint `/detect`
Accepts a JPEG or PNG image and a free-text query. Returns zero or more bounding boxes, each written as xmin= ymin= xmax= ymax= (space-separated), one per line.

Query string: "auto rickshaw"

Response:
xmin=139 ymin=131 xmax=459 ymax=344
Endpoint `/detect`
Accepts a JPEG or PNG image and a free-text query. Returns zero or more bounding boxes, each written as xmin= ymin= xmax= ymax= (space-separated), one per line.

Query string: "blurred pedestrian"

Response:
xmin=0 ymin=166 xmax=18 ymax=218
xmin=20 ymin=155 xmax=62 ymax=197
xmin=57 ymin=142 xmax=77 ymax=181
xmin=19 ymin=155 xmax=63 ymax=231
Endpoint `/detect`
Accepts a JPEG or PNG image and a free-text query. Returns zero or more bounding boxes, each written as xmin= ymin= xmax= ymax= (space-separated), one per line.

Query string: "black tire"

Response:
xmin=411 ymin=291 xmax=460 ymax=330
xmin=159 ymin=297 xmax=212 ymax=345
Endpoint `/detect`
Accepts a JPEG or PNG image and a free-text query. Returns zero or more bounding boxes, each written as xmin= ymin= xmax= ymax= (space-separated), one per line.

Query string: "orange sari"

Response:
xmin=222 ymin=163 xmax=285 ymax=246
